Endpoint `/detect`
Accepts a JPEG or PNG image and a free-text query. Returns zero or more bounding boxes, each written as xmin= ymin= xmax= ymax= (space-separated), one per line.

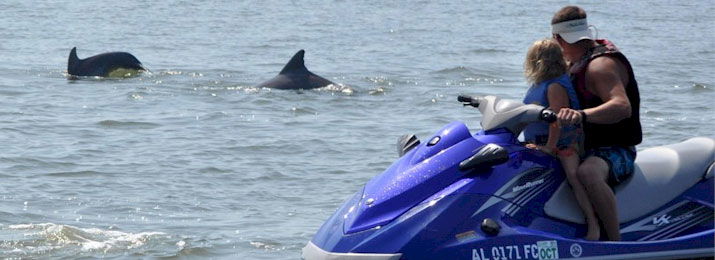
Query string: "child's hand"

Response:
xmin=538 ymin=145 xmax=555 ymax=156
xmin=528 ymin=144 xmax=556 ymax=156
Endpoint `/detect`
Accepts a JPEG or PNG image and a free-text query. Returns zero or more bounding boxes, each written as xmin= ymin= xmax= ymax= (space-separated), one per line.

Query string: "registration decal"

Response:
xmin=472 ymin=240 xmax=559 ymax=260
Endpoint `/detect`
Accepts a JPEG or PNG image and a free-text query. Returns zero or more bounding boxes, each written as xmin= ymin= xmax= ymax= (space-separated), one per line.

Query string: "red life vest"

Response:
xmin=569 ymin=39 xmax=642 ymax=150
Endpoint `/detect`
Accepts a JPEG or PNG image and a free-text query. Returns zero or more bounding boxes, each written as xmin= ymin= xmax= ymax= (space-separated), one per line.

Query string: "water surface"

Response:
xmin=0 ymin=0 xmax=712 ymax=258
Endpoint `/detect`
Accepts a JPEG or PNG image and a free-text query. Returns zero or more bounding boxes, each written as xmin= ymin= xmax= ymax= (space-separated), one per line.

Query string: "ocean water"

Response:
xmin=0 ymin=0 xmax=712 ymax=259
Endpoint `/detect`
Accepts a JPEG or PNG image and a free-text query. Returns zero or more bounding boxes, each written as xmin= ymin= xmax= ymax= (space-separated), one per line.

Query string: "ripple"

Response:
xmin=198 ymin=167 xmax=232 ymax=174
xmin=157 ymin=70 xmax=184 ymax=76
xmin=0 ymin=89 xmax=28 ymax=96
xmin=691 ymin=83 xmax=711 ymax=91
xmin=470 ymin=47 xmax=510 ymax=54
xmin=290 ymin=106 xmax=318 ymax=116
xmin=0 ymin=157 xmax=80 ymax=171
xmin=249 ymin=239 xmax=285 ymax=251
xmin=0 ymin=127 xmax=30 ymax=135
xmin=368 ymin=86 xmax=387 ymax=95
xmin=431 ymin=66 xmax=503 ymax=83
xmin=433 ymin=66 xmax=472 ymax=74
xmin=366 ymin=76 xmax=395 ymax=86
xmin=127 ymin=91 xmax=147 ymax=100
xmin=198 ymin=111 xmax=229 ymax=121
xmin=42 ymin=170 xmax=108 ymax=177
xmin=315 ymin=83 xmax=355 ymax=95
xmin=97 ymin=120 xmax=161 ymax=129
xmin=0 ymin=223 xmax=172 ymax=258
xmin=175 ymin=243 xmax=212 ymax=257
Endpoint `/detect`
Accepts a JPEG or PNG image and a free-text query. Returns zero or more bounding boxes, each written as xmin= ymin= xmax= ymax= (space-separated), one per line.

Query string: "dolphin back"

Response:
xmin=67 ymin=47 xmax=81 ymax=75
xmin=279 ymin=49 xmax=308 ymax=74
xmin=68 ymin=47 xmax=145 ymax=77
xmin=257 ymin=50 xmax=335 ymax=89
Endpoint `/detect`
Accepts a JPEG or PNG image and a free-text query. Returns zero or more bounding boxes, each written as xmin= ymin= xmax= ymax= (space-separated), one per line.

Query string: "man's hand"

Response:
xmin=557 ymin=108 xmax=583 ymax=125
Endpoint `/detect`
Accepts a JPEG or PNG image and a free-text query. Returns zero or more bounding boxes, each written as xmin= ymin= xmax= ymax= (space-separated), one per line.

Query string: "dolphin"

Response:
xmin=256 ymin=50 xmax=336 ymax=89
xmin=67 ymin=47 xmax=146 ymax=78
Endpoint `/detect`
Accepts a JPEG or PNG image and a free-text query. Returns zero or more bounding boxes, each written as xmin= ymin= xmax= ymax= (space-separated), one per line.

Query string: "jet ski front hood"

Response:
xmin=342 ymin=121 xmax=479 ymax=234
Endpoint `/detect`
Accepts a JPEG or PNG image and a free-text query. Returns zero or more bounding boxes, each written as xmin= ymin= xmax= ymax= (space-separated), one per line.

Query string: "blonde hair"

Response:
xmin=524 ymin=39 xmax=567 ymax=84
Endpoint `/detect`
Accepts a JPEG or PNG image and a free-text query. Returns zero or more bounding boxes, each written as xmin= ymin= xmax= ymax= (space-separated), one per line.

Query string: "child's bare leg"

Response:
xmin=560 ymin=151 xmax=600 ymax=240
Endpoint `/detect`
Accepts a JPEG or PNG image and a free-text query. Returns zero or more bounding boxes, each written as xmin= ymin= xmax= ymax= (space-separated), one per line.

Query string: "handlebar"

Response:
xmin=457 ymin=95 xmax=473 ymax=103
xmin=457 ymin=95 xmax=481 ymax=108
xmin=458 ymin=94 xmax=557 ymax=124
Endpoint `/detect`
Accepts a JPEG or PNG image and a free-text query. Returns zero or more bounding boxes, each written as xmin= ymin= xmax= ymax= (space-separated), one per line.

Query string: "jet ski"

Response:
xmin=303 ymin=95 xmax=714 ymax=260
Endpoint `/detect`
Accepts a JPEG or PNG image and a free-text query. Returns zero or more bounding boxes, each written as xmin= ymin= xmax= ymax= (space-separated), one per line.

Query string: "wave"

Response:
xmin=198 ymin=167 xmax=232 ymax=174
xmin=0 ymin=89 xmax=28 ymax=96
xmin=691 ymin=83 xmax=711 ymax=92
xmin=42 ymin=170 xmax=108 ymax=177
xmin=314 ymin=83 xmax=355 ymax=95
xmin=0 ymin=223 xmax=171 ymax=257
xmin=470 ymin=47 xmax=510 ymax=54
xmin=431 ymin=66 xmax=504 ymax=81
xmin=289 ymin=106 xmax=318 ymax=115
xmin=249 ymin=239 xmax=286 ymax=251
xmin=97 ymin=120 xmax=161 ymax=129
xmin=433 ymin=66 xmax=472 ymax=74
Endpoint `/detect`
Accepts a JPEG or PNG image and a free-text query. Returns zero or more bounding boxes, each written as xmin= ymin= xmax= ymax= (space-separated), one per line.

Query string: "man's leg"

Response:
xmin=577 ymin=156 xmax=621 ymax=241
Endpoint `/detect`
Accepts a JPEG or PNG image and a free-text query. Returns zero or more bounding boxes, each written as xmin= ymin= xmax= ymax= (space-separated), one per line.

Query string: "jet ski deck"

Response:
xmin=303 ymin=95 xmax=714 ymax=260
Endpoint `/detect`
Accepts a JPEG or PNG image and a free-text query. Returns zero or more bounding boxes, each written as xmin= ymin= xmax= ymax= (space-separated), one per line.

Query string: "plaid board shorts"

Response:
xmin=585 ymin=146 xmax=637 ymax=186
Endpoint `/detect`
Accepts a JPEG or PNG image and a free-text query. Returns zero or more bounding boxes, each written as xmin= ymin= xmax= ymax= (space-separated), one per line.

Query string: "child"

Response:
xmin=522 ymin=39 xmax=599 ymax=240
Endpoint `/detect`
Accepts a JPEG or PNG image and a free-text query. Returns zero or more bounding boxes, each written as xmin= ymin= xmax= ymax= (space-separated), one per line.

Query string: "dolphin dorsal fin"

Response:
xmin=68 ymin=47 xmax=80 ymax=73
xmin=279 ymin=50 xmax=308 ymax=74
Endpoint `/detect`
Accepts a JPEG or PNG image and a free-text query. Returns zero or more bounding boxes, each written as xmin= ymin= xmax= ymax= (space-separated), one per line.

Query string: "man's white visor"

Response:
xmin=552 ymin=18 xmax=593 ymax=44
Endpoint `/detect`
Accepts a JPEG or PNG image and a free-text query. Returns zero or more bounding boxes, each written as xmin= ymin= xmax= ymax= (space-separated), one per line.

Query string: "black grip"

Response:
xmin=540 ymin=109 xmax=557 ymax=123
xmin=458 ymin=95 xmax=481 ymax=108
xmin=457 ymin=95 xmax=473 ymax=103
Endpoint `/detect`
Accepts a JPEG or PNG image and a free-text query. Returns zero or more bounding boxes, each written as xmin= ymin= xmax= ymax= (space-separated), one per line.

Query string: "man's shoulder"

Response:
xmin=586 ymin=55 xmax=628 ymax=80
xmin=588 ymin=55 xmax=621 ymax=72
xmin=584 ymin=54 xmax=631 ymax=96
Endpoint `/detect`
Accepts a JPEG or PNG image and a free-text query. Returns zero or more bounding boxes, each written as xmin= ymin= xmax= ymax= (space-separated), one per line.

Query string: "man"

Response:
xmin=550 ymin=6 xmax=642 ymax=241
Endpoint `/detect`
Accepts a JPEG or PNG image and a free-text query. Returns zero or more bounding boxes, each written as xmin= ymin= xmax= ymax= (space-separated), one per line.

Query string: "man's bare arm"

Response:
xmin=582 ymin=56 xmax=631 ymax=124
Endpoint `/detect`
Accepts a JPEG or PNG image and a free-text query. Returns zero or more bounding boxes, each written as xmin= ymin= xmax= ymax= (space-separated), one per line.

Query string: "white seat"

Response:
xmin=544 ymin=137 xmax=715 ymax=224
